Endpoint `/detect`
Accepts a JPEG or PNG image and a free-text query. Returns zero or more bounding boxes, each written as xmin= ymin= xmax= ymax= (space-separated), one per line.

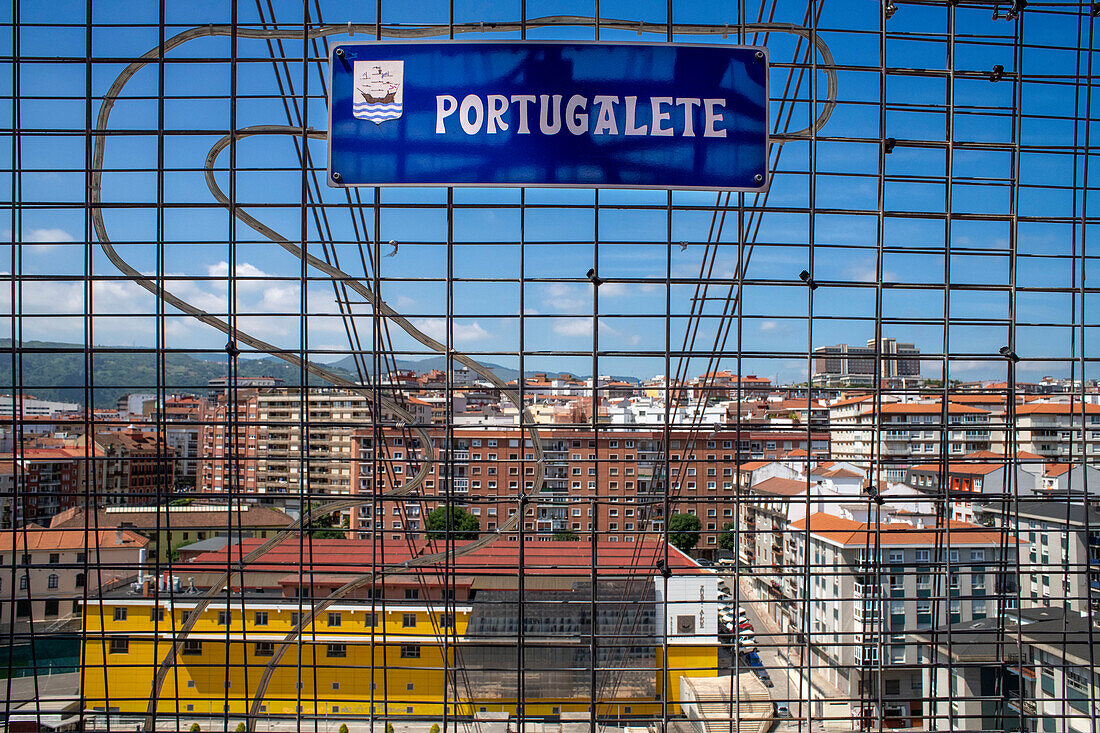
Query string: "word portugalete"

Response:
xmin=435 ymin=94 xmax=731 ymax=137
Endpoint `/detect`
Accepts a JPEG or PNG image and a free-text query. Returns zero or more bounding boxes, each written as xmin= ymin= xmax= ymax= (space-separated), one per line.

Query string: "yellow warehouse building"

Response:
xmin=81 ymin=539 xmax=720 ymax=723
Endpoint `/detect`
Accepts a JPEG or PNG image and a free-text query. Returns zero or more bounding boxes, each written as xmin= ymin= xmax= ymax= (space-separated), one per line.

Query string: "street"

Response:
xmin=717 ymin=573 xmax=813 ymax=730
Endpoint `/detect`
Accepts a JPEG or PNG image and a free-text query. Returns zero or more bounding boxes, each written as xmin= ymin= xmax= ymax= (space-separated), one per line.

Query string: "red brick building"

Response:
xmin=349 ymin=426 xmax=829 ymax=556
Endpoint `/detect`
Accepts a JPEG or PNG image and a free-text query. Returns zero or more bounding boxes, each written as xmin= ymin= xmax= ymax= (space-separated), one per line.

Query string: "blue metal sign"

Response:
xmin=327 ymin=42 xmax=769 ymax=190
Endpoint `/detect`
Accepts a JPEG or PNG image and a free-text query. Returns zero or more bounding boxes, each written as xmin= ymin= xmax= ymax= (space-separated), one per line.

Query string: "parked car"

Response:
xmin=758 ymin=670 xmax=774 ymax=688
xmin=775 ymin=703 xmax=791 ymax=718
xmin=738 ymin=621 xmax=753 ymax=631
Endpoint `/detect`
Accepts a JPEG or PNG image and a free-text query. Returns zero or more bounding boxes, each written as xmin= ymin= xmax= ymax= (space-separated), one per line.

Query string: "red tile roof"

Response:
xmin=180 ymin=538 xmax=704 ymax=577
xmin=790 ymin=512 xmax=1019 ymax=547
xmin=0 ymin=526 xmax=148 ymax=552
xmin=751 ymin=477 xmax=808 ymax=496
xmin=1016 ymin=402 xmax=1100 ymax=415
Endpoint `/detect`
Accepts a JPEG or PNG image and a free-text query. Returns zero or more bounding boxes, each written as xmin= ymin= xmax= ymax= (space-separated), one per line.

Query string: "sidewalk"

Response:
xmin=735 ymin=577 xmax=846 ymax=705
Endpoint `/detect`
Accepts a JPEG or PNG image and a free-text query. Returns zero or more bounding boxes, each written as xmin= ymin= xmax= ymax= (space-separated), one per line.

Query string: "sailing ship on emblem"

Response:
xmin=352 ymin=60 xmax=404 ymax=124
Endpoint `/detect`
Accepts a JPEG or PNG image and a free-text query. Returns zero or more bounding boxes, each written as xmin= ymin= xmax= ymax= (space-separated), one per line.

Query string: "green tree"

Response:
xmin=305 ymin=503 xmax=346 ymax=539
xmin=168 ymin=539 xmax=194 ymax=562
xmin=668 ymin=512 xmax=702 ymax=553
xmin=717 ymin=522 xmax=737 ymax=553
xmin=386 ymin=724 xmax=395 ymax=733
xmin=552 ymin=529 xmax=580 ymax=541
xmin=235 ymin=724 xmax=246 ymax=733
xmin=430 ymin=725 xmax=440 ymax=733
xmin=189 ymin=725 xmax=200 ymax=733
xmin=339 ymin=725 xmax=349 ymax=733
xmin=426 ymin=506 xmax=480 ymax=540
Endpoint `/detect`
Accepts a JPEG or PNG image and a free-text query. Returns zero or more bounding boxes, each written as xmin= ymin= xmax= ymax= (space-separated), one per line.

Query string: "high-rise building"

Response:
xmin=812 ymin=338 xmax=921 ymax=388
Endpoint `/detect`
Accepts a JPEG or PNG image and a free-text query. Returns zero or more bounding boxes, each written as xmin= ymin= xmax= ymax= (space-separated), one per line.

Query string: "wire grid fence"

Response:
xmin=1 ymin=0 xmax=1099 ymax=732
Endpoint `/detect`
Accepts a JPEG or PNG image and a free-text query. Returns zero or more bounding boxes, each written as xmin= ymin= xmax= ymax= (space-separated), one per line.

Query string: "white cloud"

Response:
xmin=846 ymin=263 xmax=898 ymax=283
xmin=553 ymin=318 xmax=593 ymax=337
xmin=206 ymin=261 xmax=269 ymax=279
xmin=25 ymin=228 xmax=75 ymax=244
xmin=542 ymin=280 xmax=637 ymax=313
xmin=760 ymin=320 xmax=778 ymax=331
xmin=411 ymin=318 xmax=490 ymax=344
xmin=543 ymin=282 xmax=589 ymax=312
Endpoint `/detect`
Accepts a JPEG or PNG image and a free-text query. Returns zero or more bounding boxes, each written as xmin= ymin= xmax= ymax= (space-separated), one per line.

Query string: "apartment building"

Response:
xmin=832 ymin=400 xmax=994 ymax=481
xmin=253 ymin=390 xmax=373 ymax=498
xmin=1014 ymin=402 xmax=1100 ymax=459
xmin=0 ymin=525 xmax=147 ymax=630
xmin=144 ymin=395 xmax=207 ymax=488
xmin=0 ymin=447 xmax=93 ymax=527
xmin=786 ymin=512 xmax=1016 ymax=728
xmin=918 ymin=606 xmax=1099 ymax=733
xmin=96 ymin=427 xmax=177 ymax=506
xmin=81 ymin=538 xmax=717 ymax=720
xmin=349 ymin=428 xmax=822 ymax=555
xmin=974 ymin=501 xmax=1100 ymax=613
xmin=198 ymin=392 xmax=260 ymax=494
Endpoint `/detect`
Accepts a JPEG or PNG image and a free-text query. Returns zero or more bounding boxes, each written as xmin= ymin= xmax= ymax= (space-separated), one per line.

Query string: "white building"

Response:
xmin=0 ymin=394 xmax=81 ymax=417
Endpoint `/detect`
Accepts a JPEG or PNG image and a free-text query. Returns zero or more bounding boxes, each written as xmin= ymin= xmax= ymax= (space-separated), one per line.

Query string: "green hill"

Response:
xmin=0 ymin=339 xmax=357 ymax=408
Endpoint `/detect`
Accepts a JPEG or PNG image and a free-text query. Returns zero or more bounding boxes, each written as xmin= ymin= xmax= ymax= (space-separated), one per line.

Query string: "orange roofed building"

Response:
xmin=783 ymin=511 xmax=1020 ymax=725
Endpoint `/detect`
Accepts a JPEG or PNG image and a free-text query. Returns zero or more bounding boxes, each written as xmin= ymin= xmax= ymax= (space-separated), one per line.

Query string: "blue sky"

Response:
xmin=1 ymin=0 xmax=1097 ymax=384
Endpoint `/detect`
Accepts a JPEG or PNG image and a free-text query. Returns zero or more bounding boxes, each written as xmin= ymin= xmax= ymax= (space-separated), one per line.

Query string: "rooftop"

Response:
xmin=49 ymin=504 xmax=294 ymax=530
xmin=0 ymin=525 xmax=148 ymax=552
xmin=178 ymin=537 xmax=705 ymax=582
xmin=790 ymin=512 xmax=1017 ymax=547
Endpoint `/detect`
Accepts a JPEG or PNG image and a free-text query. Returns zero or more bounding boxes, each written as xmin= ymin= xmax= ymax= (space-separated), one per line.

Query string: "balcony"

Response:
xmin=1006 ymin=695 xmax=1037 ymax=717
xmin=853 ymin=582 xmax=877 ymax=598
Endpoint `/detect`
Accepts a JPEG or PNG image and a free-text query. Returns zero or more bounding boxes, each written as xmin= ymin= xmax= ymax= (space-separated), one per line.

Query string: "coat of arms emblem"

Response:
xmin=353 ymin=60 xmax=403 ymax=124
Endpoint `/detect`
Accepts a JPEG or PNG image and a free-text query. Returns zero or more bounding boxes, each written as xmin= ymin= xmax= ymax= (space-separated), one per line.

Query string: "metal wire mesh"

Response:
xmin=1 ymin=1 xmax=1099 ymax=732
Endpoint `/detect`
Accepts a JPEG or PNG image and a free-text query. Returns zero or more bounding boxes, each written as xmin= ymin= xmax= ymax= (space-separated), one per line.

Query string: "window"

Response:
xmin=400 ymin=644 xmax=420 ymax=658
xmin=254 ymin=611 xmax=268 ymax=626
xmin=326 ymin=643 xmax=347 ymax=658
xmin=109 ymin=637 xmax=129 ymax=654
xmin=47 ymin=574 xmax=59 ymax=589
xmin=403 ymin=613 xmax=417 ymax=627
xmin=49 ymin=553 xmax=60 ymax=564
xmin=915 ymin=550 xmax=930 ymax=563
xmin=328 ymin=612 xmax=342 ymax=627
xmin=217 ymin=611 xmax=231 ymax=625
xmin=151 ymin=607 xmax=165 ymax=622
xmin=182 ymin=640 xmax=202 ymax=656
xmin=255 ymin=642 xmax=275 ymax=657
xmin=114 ymin=607 xmax=127 ymax=622
xmin=888 ymin=550 xmax=904 ymax=563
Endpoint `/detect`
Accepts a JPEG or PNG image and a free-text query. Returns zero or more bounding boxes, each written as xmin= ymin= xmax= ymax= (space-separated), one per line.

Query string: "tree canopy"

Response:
xmin=427 ymin=506 xmax=480 ymax=540
xmin=668 ymin=512 xmax=702 ymax=553
xmin=718 ymin=522 xmax=738 ymax=552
